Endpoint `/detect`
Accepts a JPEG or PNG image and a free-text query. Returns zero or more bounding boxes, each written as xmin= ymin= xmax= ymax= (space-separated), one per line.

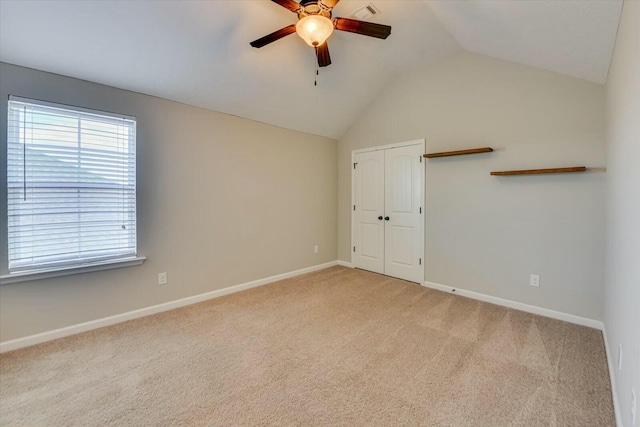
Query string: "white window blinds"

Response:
xmin=6 ymin=97 xmax=137 ymax=272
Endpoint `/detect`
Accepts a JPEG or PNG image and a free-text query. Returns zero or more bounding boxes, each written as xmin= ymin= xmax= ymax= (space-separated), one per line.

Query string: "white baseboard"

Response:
xmin=0 ymin=261 xmax=339 ymax=353
xmin=602 ymin=325 xmax=623 ymax=427
xmin=337 ymin=260 xmax=354 ymax=268
xmin=422 ymin=281 xmax=603 ymax=330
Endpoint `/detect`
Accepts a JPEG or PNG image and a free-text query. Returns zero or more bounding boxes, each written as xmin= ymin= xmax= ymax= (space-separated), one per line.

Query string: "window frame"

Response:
xmin=1 ymin=96 xmax=145 ymax=284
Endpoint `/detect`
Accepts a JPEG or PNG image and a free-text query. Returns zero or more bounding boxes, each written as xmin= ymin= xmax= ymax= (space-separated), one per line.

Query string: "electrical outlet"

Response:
xmin=314 ymin=245 xmax=319 ymax=254
xmin=158 ymin=272 xmax=167 ymax=285
xmin=530 ymin=274 xmax=540 ymax=287
xmin=632 ymin=388 xmax=637 ymax=426
xmin=618 ymin=344 xmax=623 ymax=370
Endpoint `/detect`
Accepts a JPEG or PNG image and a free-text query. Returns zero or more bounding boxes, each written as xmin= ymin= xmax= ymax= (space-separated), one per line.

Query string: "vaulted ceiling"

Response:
xmin=0 ymin=0 xmax=622 ymax=139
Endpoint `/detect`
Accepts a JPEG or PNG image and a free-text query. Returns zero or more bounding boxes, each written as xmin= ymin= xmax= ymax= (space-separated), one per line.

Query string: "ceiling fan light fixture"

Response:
xmin=296 ymin=15 xmax=334 ymax=47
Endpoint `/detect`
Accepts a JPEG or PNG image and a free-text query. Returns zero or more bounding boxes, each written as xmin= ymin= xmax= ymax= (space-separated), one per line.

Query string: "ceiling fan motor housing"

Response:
xmin=298 ymin=1 xmax=332 ymax=19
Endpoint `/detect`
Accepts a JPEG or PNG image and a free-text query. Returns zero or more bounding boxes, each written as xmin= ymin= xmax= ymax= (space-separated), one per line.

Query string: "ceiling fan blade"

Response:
xmin=316 ymin=42 xmax=331 ymax=67
xmin=271 ymin=0 xmax=303 ymax=13
xmin=333 ymin=18 xmax=391 ymax=39
xmin=319 ymin=0 xmax=340 ymax=9
xmin=250 ymin=25 xmax=297 ymax=48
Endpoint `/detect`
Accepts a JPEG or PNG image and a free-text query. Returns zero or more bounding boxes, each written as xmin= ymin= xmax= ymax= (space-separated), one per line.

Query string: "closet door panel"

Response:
xmin=384 ymin=145 xmax=423 ymax=283
xmin=353 ymin=150 xmax=385 ymax=274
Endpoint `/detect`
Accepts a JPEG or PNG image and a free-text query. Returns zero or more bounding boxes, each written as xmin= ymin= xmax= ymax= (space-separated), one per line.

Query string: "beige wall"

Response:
xmin=338 ymin=52 xmax=606 ymax=320
xmin=604 ymin=1 xmax=640 ymax=425
xmin=0 ymin=63 xmax=338 ymax=342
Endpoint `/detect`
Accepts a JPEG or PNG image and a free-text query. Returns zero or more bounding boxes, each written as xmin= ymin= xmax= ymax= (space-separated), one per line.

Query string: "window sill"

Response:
xmin=0 ymin=257 xmax=146 ymax=285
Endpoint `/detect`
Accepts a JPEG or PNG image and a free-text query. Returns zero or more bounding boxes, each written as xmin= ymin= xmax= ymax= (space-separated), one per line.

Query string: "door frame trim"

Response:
xmin=351 ymin=139 xmax=426 ymax=281
xmin=351 ymin=139 xmax=425 ymax=155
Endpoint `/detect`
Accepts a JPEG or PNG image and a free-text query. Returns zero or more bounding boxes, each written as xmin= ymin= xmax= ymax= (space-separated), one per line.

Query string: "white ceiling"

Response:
xmin=426 ymin=0 xmax=623 ymax=84
xmin=0 ymin=0 xmax=622 ymax=139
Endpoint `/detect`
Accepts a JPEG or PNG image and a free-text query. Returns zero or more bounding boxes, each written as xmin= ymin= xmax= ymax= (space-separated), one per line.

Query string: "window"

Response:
xmin=6 ymin=97 xmax=137 ymax=274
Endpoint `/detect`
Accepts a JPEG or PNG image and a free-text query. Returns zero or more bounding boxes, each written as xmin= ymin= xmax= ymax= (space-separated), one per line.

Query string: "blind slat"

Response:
xmin=9 ymin=237 xmax=137 ymax=254
xmin=8 ymin=219 xmax=136 ymax=232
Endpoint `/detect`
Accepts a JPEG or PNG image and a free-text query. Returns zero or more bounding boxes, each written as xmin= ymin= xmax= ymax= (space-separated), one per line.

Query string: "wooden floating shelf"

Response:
xmin=424 ymin=147 xmax=493 ymax=158
xmin=490 ymin=166 xmax=587 ymax=176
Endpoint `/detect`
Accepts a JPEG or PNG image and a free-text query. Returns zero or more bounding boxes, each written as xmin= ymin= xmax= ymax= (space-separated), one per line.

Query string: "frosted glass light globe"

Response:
xmin=296 ymin=15 xmax=334 ymax=47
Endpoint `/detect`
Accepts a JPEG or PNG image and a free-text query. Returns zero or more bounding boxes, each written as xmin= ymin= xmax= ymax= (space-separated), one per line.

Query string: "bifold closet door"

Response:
xmin=353 ymin=150 xmax=385 ymax=274
xmin=353 ymin=143 xmax=424 ymax=283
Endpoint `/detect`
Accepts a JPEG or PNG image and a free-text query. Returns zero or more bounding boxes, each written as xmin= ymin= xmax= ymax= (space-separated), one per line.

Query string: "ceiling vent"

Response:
xmin=349 ymin=3 xmax=381 ymax=21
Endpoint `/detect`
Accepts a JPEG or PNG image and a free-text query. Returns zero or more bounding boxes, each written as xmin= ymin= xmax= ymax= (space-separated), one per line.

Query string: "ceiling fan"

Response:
xmin=250 ymin=0 xmax=391 ymax=68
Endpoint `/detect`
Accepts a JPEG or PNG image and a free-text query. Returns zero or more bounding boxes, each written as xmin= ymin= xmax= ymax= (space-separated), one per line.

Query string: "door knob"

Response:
xmin=378 ymin=216 xmax=383 ymax=220
xmin=384 ymin=216 xmax=390 ymax=221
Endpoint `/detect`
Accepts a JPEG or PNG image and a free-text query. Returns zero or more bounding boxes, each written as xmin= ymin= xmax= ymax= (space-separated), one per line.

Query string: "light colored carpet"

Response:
xmin=0 ymin=266 xmax=615 ymax=426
